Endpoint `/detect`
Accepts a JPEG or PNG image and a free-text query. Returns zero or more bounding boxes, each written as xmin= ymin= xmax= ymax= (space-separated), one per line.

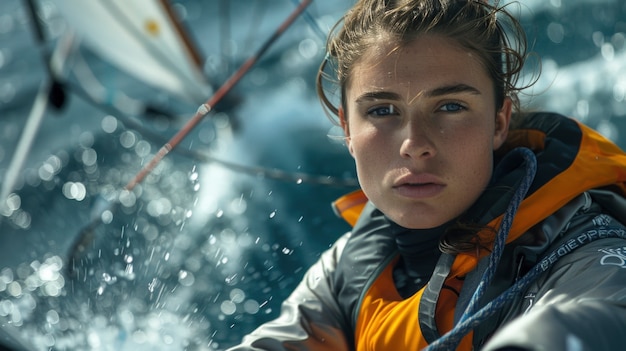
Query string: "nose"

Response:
xmin=399 ymin=120 xmax=436 ymax=159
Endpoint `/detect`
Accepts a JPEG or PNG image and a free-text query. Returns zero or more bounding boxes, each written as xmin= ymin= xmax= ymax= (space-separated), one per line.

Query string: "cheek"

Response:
xmin=446 ymin=127 xmax=495 ymax=169
xmin=349 ymin=136 xmax=370 ymax=165
xmin=349 ymin=133 xmax=383 ymax=171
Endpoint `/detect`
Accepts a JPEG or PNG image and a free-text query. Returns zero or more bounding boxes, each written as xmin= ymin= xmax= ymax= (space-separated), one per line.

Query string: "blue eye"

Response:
xmin=367 ymin=104 xmax=398 ymax=117
xmin=439 ymin=102 xmax=466 ymax=112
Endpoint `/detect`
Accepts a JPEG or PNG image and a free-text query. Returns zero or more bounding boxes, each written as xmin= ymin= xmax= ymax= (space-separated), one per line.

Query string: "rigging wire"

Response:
xmin=1 ymin=0 xmax=72 ymax=216
xmin=124 ymin=0 xmax=314 ymax=191
xmin=57 ymin=74 xmax=359 ymax=187
xmin=290 ymin=0 xmax=328 ymax=41
xmin=219 ymin=0 xmax=232 ymax=75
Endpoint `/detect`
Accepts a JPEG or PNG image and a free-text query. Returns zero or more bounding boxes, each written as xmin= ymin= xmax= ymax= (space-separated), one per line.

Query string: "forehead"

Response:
xmin=347 ymin=34 xmax=490 ymax=93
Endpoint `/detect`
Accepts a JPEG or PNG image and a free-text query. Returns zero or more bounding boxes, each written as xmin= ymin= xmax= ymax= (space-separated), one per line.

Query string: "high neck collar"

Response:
xmin=393 ymin=221 xmax=447 ymax=257
xmin=391 ymin=221 xmax=448 ymax=297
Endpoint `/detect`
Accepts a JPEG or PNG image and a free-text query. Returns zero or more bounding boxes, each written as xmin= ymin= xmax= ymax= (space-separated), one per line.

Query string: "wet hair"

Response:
xmin=316 ymin=0 xmax=531 ymax=125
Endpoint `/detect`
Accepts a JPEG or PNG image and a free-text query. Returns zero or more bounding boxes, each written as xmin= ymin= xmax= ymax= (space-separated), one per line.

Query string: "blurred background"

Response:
xmin=0 ymin=0 xmax=623 ymax=350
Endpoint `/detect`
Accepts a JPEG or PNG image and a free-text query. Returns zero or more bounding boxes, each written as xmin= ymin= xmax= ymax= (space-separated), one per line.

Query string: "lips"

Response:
xmin=393 ymin=173 xmax=445 ymax=199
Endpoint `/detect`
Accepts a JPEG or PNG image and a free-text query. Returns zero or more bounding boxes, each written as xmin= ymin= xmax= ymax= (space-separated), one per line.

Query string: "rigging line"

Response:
xmin=219 ymin=0 xmax=232 ymax=75
xmin=124 ymin=0 xmax=314 ymax=191
xmin=23 ymin=0 xmax=46 ymax=46
xmin=1 ymin=1 xmax=72 ymax=214
xmin=62 ymin=58 xmax=358 ymax=187
xmin=290 ymin=0 xmax=328 ymax=41
xmin=0 ymin=81 xmax=49 ymax=214
xmin=158 ymin=0 xmax=205 ymax=69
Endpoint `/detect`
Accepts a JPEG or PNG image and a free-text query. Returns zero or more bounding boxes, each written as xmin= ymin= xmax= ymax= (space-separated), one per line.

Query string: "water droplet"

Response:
xmin=101 ymin=210 xmax=114 ymax=224
xmin=178 ymin=270 xmax=195 ymax=287
xmin=118 ymin=190 xmax=137 ymax=207
xmin=163 ymin=334 xmax=175 ymax=345
xmin=230 ymin=197 xmax=247 ymax=214
xmin=62 ymin=182 xmax=87 ymax=201
xmin=102 ymin=273 xmax=112 ymax=283
xmin=298 ymin=38 xmax=318 ymax=59
xmin=230 ymin=288 xmax=245 ymax=303
xmin=46 ymin=310 xmax=60 ymax=325
xmin=6 ymin=281 xmax=20 ymax=297
xmin=101 ymin=115 xmax=118 ymax=133
xmin=38 ymin=163 xmax=55 ymax=181
xmin=547 ymin=22 xmax=564 ymax=44
xmin=224 ymin=274 xmax=238 ymax=284
xmin=119 ymin=130 xmax=137 ymax=148
xmin=81 ymin=148 xmax=98 ymax=166
xmin=119 ymin=310 xmax=134 ymax=326
xmin=148 ymin=278 xmax=159 ymax=293
xmin=208 ymin=235 xmax=217 ymax=245
xmin=601 ymin=43 xmax=615 ymax=61
xmin=243 ymin=299 xmax=260 ymax=314
xmin=4 ymin=193 xmax=20 ymax=212
xmin=220 ymin=300 xmax=236 ymax=315
xmin=134 ymin=140 xmax=151 ymax=157
xmin=43 ymin=282 xmax=61 ymax=297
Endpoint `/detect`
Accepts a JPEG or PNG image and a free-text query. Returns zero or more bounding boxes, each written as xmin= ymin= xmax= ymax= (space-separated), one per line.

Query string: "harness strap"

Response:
xmin=418 ymin=253 xmax=455 ymax=342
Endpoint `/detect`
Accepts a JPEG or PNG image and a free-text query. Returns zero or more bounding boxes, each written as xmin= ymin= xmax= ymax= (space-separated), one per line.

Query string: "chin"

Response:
xmin=392 ymin=215 xmax=447 ymax=230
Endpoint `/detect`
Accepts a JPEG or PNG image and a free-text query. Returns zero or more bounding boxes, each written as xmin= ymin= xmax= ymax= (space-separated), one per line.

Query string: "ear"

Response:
xmin=339 ymin=107 xmax=355 ymax=156
xmin=493 ymin=98 xmax=512 ymax=150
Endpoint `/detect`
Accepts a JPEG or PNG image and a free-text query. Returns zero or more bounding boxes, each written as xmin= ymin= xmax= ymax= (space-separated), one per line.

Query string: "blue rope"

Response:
xmin=422 ymin=147 xmax=537 ymax=350
xmin=459 ymin=148 xmax=537 ymax=322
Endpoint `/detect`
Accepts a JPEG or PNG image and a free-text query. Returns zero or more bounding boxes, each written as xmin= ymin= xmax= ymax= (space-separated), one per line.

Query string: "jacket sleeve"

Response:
xmin=226 ymin=233 xmax=353 ymax=351
xmin=482 ymin=237 xmax=626 ymax=351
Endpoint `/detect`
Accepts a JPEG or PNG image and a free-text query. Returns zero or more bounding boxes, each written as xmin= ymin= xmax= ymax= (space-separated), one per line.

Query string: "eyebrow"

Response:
xmin=354 ymin=84 xmax=482 ymax=103
xmin=428 ymin=84 xmax=482 ymax=97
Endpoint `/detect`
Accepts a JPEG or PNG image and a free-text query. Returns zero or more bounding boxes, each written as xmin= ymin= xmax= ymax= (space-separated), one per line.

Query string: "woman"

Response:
xmin=228 ymin=0 xmax=626 ymax=350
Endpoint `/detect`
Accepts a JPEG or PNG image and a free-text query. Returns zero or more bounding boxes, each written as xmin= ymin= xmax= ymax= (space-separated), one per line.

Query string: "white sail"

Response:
xmin=51 ymin=0 xmax=212 ymax=104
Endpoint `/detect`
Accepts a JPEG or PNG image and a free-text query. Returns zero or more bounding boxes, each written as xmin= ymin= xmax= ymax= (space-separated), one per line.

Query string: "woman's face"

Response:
xmin=343 ymin=34 xmax=511 ymax=229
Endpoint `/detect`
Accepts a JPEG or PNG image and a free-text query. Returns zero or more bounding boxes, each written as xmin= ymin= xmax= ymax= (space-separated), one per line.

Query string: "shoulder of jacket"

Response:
xmin=525 ymin=190 xmax=626 ymax=289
